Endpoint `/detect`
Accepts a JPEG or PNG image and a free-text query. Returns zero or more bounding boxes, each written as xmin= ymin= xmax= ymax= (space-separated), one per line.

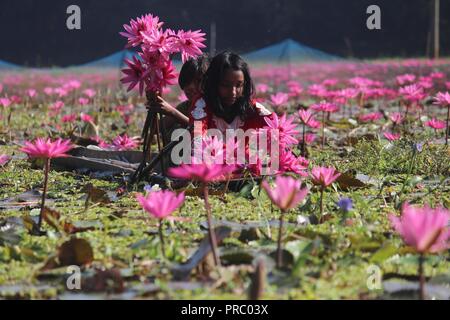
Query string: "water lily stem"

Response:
xmin=38 ymin=158 xmax=50 ymax=232
xmin=319 ymin=187 xmax=324 ymax=223
xmin=276 ymin=209 xmax=285 ymax=269
xmin=301 ymin=123 xmax=306 ymax=157
xmin=321 ymin=111 xmax=325 ymax=149
xmin=159 ymin=219 xmax=166 ymax=258
xmin=202 ymin=183 xmax=221 ymax=267
xmin=419 ymin=253 xmax=425 ymax=300
xmin=445 ymin=105 xmax=449 ymax=146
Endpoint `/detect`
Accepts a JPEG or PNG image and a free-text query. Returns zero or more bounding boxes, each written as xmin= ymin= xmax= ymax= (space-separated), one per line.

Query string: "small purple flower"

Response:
xmin=413 ymin=142 xmax=423 ymax=153
xmin=337 ymin=197 xmax=353 ymax=212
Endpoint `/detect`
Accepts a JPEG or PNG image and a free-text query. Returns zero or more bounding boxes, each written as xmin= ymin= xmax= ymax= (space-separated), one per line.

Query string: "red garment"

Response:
xmin=188 ymin=97 xmax=273 ymax=137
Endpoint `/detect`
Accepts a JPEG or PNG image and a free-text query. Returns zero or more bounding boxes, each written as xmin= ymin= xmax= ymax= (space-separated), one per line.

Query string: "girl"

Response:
xmin=189 ymin=51 xmax=272 ymax=136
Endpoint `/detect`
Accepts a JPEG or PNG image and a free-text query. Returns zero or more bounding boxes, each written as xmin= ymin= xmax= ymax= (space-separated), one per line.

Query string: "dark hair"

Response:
xmin=178 ymin=54 xmax=210 ymax=89
xmin=202 ymin=51 xmax=256 ymax=121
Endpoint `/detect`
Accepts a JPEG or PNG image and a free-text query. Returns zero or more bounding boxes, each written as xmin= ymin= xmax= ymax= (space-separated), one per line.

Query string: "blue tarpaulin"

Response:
xmin=78 ymin=50 xmax=139 ymax=68
xmin=0 ymin=59 xmax=21 ymax=69
xmin=243 ymin=38 xmax=340 ymax=62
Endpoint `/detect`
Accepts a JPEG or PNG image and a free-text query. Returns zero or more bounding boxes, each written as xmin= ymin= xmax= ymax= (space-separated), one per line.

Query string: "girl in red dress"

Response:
xmin=188 ymin=51 xmax=272 ymax=136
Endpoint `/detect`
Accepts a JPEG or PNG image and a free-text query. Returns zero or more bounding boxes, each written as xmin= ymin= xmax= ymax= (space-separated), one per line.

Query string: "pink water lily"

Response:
xmin=425 ymin=118 xmax=446 ymax=130
xmin=432 ymin=92 xmax=450 ymax=145
xmin=262 ymin=175 xmax=309 ymax=268
xmin=0 ymin=154 xmax=11 ymax=167
xmin=80 ymin=113 xmax=94 ymax=123
xmin=262 ymin=176 xmax=308 ymax=211
xmin=175 ymin=30 xmax=207 ymax=62
xmin=389 ymin=203 xmax=449 ymax=254
xmin=21 ymin=138 xmax=73 ymax=233
xmin=383 ymin=132 xmax=401 ymax=141
xmin=120 ymin=13 xmax=205 ymax=95
xmin=136 ymin=190 xmax=185 ymax=220
xmin=399 ymin=84 xmax=425 ymax=103
xmin=61 ymin=114 xmax=77 ymax=123
xmin=298 ymin=109 xmax=314 ymax=125
xmin=136 ymin=189 xmax=184 ymax=258
xmin=256 ymin=83 xmax=270 ymax=93
xmin=390 ymin=202 xmax=450 ymax=300
xmin=278 ymin=149 xmax=309 ymax=176
xmin=264 ymin=113 xmax=299 ymax=146
xmin=389 ymin=112 xmax=404 ymax=125
xmin=21 ymin=138 xmax=73 ymax=159
xmin=0 ymin=97 xmax=11 ymax=108
xmin=112 ymin=134 xmax=139 ymax=151
xmin=119 ymin=13 xmax=163 ymax=48
xmin=433 ymin=91 xmax=450 ymax=107
xmin=168 ymin=163 xmax=235 ymax=183
xmin=359 ymin=112 xmax=383 ymax=123
xmin=311 ymin=166 xmax=341 ymax=221
xmin=169 ymin=162 xmax=236 ymax=267
xmin=83 ymin=89 xmax=96 ymax=98
xmin=311 ymin=166 xmax=340 ymax=188
xmin=310 ymin=101 xmax=339 ymax=113
xmin=269 ymin=92 xmax=289 ymax=107
xmin=396 ymin=74 xmax=416 ymax=85
xmin=78 ymin=97 xmax=89 ymax=106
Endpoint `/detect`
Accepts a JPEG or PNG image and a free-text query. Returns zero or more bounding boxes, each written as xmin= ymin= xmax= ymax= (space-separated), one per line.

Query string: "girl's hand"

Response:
xmin=146 ymin=96 xmax=176 ymax=116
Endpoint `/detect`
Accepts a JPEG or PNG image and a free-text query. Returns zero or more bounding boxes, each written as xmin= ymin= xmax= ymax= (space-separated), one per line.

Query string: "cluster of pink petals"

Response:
xmin=433 ymin=92 xmax=450 ymax=107
xmin=337 ymin=88 xmax=358 ymax=100
xmin=49 ymin=101 xmax=64 ymax=113
xmin=256 ymin=83 xmax=270 ymax=94
xmin=396 ymin=74 xmax=416 ymax=85
xmin=298 ymin=109 xmax=314 ymax=125
xmin=21 ymin=138 xmax=73 ymax=159
xmin=425 ymin=118 xmax=446 ymax=130
xmin=389 ymin=112 xmax=404 ymax=125
xmin=0 ymin=154 xmax=11 ymax=166
xmin=287 ymin=81 xmax=303 ymax=97
xmin=175 ymin=30 xmax=207 ymax=62
xmin=61 ymin=114 xmax=77 ymax=123
xmin=78 ymin=97 xmax=89 ymax=106
xmin=168 ymin=163 xmax=236 ymax=182
xmin=121 ymin=50 xmax=177 ymax=95
xmin=112 ymin=134 xmax=139 ymax=151
xmin=298 ymin=133 xmax=316 ymax=144
xmin=389 ymin=203 xmax=449 ymax=253
xmin=264 ymin=113 xmax=299 ymax=146
xmin=359 ymin=112 xmax=383 ymax=123
xmin=311 ymin=166 xmax=341 ymax=188
xmin=349 ymin=77 xmax=382 ymax=88
xmin=278 ymin=150 xmax=308 ymax=176
xmin=399 ymin=84 xmax=425 ymax=103
xmin=27 ymin=89 xmax=37 ymax=98
xmin=120 ymin=13 xmax=206 ymax=95
xmin=0 ymin=97 xmax=11 ymax=108
xmin=311 ymin=101 xmax=339 ymax=113
xmin=262 ymin=176 xmax=309 ymax=211
xmin=269 ymin=92 xmax=289 ymax=107
xmin=308 ymin=84 xmax=328 ymax=98
xmin=136 ymin=189 xmax=185 ymax=219
xmin=383 ymin=132 xmax=401 ymax=141
xmin=119 ymin=14 xmax=164 ymax=48
xmin=83 ymin=88 xmax=96 ymax=98
xmin=80 ymin=113 xmax=94 ymax=123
